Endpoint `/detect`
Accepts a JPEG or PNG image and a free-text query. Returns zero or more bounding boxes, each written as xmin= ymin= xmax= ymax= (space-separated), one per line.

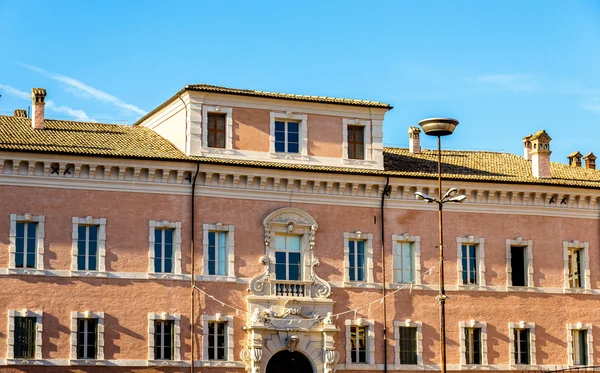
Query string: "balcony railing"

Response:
xmin=272 ymin=280 xmax=310 ymax=297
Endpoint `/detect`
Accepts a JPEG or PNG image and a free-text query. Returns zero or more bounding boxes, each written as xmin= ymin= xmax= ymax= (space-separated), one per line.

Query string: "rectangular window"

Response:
xmin=465 ymin=327 xmax=482 ymax=364
xmin=274 ymin=120 xmax=299 ymax=153
xmin=514 ymin=329 xmax=530 ymax=364
xmin=207 ymin=113 xmax=226 ymax=148
xmin=208 ymin=231 xmax=227 ymax=276
xmin=399 ymin=326 xmax=417 ymax=364
xmin=510 ymin=246 xmax=527 ymax=286
xmin=14 ymin=317 xmax=36 ymax=359
xmin=568 ymin=248 xmax=583 ymax=288
xmin=396 ymin=242 xmax=414 ymax=283
xmin=77 ymin=319 xmax=98 ymax=359
xmin=15 ymin=222 xmax=37 ymax=268
xmin=274 ymin=235 xmax=301 ymax=280
xmin=154 ymin=320 xmax=173 ymax=360
xmin=350 ymin=326 xmax=368 ymax=363
xmin=207 ymin=322 xmax=226 ymax=360
xmin=572 ymin=330 xmax=588 ymax=365
xmin=348 ymin=126 xmax=365 ymax=160
xmin=349 ymin=239 xmax=365 ymax=282
xmin=77 ymin=225 xmax=98 ymax=271
xmin=461 ymin=244 xmax=477 ymax=284
xmin=154 ymin=229 xmax=174 ymax=273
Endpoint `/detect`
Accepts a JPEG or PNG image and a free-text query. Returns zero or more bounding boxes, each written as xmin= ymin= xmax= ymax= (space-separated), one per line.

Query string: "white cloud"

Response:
xmin=583 ymin=98 xmax=600 ymax=113
xmin=0 ymin=83 xmax=94 ymax=122
xmin=20 ymin=63 xmax=147 ymax=116
xmin=474 ymin=74 xmax=538 ymax=93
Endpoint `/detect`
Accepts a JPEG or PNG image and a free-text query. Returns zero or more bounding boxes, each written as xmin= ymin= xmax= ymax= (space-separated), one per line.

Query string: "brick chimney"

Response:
xmin=522 ymin=134 xmax=532 ymax=161
xmin=584 ymin=152 xmax=596 ymax=170
xmin=31 ymin=88 xmax=47 ymax=129
xmin=408 ymin=126 xmax=421 ymax=154
xmin=567 ymin=151 xmax=582 ymax=167
xmin=530 ymin=130 xmax=552 ymax=178
xmin=13 ymin=109 xmax=27 ymax=118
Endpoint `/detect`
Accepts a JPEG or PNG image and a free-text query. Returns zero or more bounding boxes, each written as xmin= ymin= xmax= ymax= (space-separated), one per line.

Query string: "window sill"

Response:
xmin=71 ymin=270 xmax=107 ymax=278
xmin=343 ymin=158 xmax=376 ymax=166
xmin=460 ymin=364 xmax=489 ymax=370
xmin=197 ymin=275 xmax=237 ymax=282
xmin=199 ymin=360 xmax=244 ymax=368
xmin=269 ymin=152 xmax=309 ymax=161
xmin=7 ymin=268 xmax=45 ymax=276
xmin=506 ymin=286 xmax=536 ymax=293
xmin=389 ymin=282 xmax=423 ymax=290
xmin=201 ymin=147 xmax=235 ymax=156
xmin=457 ymin=284 xmax=487 ymax=291
xmin=344 ymin=363 xmax=377 ymax=370
xmin=6 ymin=359 xmax=43 ymax=365
xmin=70 ymin=359 xmax=107 ymax=366
xmin=564 ymin=287 xmax=592 ymax=294
xmin=148 ymin=272 xmax=185 ymax=280
xmin=148 ymin=359 xmax=187 ymax=367
xmin=342 ymin=281 xmax=380 ymax=289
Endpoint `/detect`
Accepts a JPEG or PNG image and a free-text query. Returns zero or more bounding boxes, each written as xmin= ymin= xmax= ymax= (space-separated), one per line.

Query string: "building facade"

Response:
xmin=0 ymin=85 xmax=599 ymax=373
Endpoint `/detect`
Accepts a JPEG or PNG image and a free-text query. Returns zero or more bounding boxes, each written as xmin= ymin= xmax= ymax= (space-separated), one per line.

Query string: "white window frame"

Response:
xmin=202 ymin=106 xmax=233 ymax=153
xmin=269 ymin=112 xmax=308 ymax=159
xmin=201 ymin=223 xmax=235 ymax=281
xmin=345 ymin=318 xmax=375 ymax=369
xmin=563 ymin=240 xmax=590 ymax=291
xmin=267 ymin=225 xmax=312 ymax=282
xmin=394 ymin=320 xmax=423 ymax=368
xmin=343 ymin=232 xmax=374 ymax=286
xmin=506 ymin=238 xmax=533 ymax=288
xmin=71 ymin=216 xmax=107 ymax=276
xmin=9 ymin=213 xmax=45 ymax=273
xmin=343 ymin=118 xmax=372 ymax=162
xmin=148 ymin=220 xmax=182 ymax=278
xmin=202 ymin=314 xmax=234 ymax=364
xmin=7 ymin=309 xmax=43 ymax=361
xmin=392 ymin=234 xmax=421 ymax=285
xmin=567 ymin=323 xmax=593 ymax=366
xmin=148 ymin=312 xmax=181 ymax=363
xmin=457 ymin=236 xmax=486 ymax=287
xmin=508 ymin=321 xmax=536 ymax=366
xmin=70 ymin=311 xmax=104 ymax=361
xmin=459 ymin=320 xmax=488 ymax=366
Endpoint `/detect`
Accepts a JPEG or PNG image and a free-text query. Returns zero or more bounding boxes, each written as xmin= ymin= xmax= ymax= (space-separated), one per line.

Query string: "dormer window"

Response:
xmin=347 ymin=126 xmax=365 ymax=159
xmin=274 ymin=120 xmax=299 ymax=153
xmin=207 ymin=113 xmax=226 ymax=148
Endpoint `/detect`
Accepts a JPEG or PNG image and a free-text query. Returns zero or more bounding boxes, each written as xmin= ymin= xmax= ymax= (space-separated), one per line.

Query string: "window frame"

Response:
xmin=508 ymin=322 xmax=536 ymax=366
xmin=7 ymin=309 xmax=43 ymax=361
xmin=343 ymin=232 xmax=374 ymax=286
xmin=202 ymin=106 xmax=233 ymax=153
xmin=343 ymin=118 xmax=373 ymax=163
xmin=202 ymin=314 xmax=234 ymax=364
xmin=563 ymin=240 xmax=590 ymax=291
xmin=459 ymin=320 xmax=488 ymax=366
xmin=202 ymin=223 xmax=235 ymax=280
xmin=567 ymin=323 xmax=594 ymax=366
xmin=269 ymin=112 xmax=308 ymax=159
xmin=345 ymin=318 xmax=375 ymax=369
xmin=456 ymin=236 xmax=486 ymax=287
xmin=394 ymin=320 xmax=423 ymax=367
xmin=9 ymin=214 xmax=45 ymax=273
xmin=148 ymin=312 xmax=181 ymax=363
xmin=392 ymin=234 xmax=421 ymax=285
xmin=70 ymin=311 xmax=104 ymax=361
xmin=505 ymin=238 xmax=533 ymax=288
xmin=347 ymin=125 xmax=365 ymax=160
xmin=71 ymin=217 xmax=107 ymax=276
xmin=148 ymin=220 xmax=182 ymax=278
xmin=206 ymin=112 xmax=227 ymax=149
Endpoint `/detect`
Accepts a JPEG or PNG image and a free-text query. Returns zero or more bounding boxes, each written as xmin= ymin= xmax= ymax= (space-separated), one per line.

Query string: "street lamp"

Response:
xmin=415 ymin=118 xmax=465 ymax=373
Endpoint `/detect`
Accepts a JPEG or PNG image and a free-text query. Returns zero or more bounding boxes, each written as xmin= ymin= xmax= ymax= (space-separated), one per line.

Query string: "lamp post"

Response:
xmin=414 ymin=118 xmax=465 ymax=373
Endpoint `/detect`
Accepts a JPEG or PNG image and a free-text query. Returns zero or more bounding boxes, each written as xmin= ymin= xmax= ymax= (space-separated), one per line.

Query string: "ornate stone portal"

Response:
xmin=242 ymin=208 xmax=339 ymax=373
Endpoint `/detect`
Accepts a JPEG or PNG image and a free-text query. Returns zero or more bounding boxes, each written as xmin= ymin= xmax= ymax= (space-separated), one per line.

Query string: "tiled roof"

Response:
xmin=0 ymin=115 xmax=599 ymax=188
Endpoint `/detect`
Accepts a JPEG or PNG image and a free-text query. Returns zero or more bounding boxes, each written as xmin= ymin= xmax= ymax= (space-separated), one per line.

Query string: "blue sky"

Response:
xmin=1 ymin=1 xmax=599 ymax=162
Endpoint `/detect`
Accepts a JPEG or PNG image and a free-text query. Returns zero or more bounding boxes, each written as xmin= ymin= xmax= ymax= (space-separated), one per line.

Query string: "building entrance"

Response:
xmin=266 ymin=350 xmax=314 ymax=373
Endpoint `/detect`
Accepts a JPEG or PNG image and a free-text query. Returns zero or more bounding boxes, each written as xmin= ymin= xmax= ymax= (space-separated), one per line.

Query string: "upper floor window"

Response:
xmin=568 ymin=324 xmax=592 ymax=366
xmin=207 ymin=321 xmax=226 ymax=360
xmin=154 ymin=320 xmax=174 ymax=360
xmin=461 ymin=244 xmax=477 ymax=284
xmin=572 ymin=329 xmax=588 ymax=365
xmin=348 ymin=239 xmax=365 ymax=282
xmin=148 ymin=313 xmax=181 ymax=362
xmin=275 ymin=234 xmax=301 ymax=280
xmin=465 ymin=327 xmax=482 ymax=364
xmin=509 ymin=321 xmax=535 ymax=366
xmin=460 ymin=320 xmax=488 ymax=366
xmin=350 ymin=325 xmax=368 ymax=363
xmin=506 ymin=238 xmax=533 ymax=288
xmin=344 ymin=232 xmax=374 ymax=285
xmin=154 ymin=228 xmax=174 ymax=273
xmin=9 ymin=214 xmax=45 ymax=271
xmin=77 ymin=225 xmax=98 ymax=271
xmin=208 ymin=231 xmax=227 ymax=275
xmin=274 ymin=120 xmax=299 ymax=153
xmin=345 ymin=319 xmax=375 ymax=367
xmin=202 ymin=106 xmax=233 ymax=152
xmin=398 ymin=326 xmax=417 ymax=364
xmin=14 ymin=316 xmax=36 ymax=359
xmin=148 ymin=221 xmax=182 ymax=277
xmin=563 ymin=240 xmax=589 ymax=291
xmin=207 ymin=113 xmax=226 ymax=148
xmin=514 ymin=328 xmax=530 ymax=364
xmin=392 ymin=235 xmax=421 ymax=285
xmin=568 ymin=248 xmax=583 ymax=288
xmin=457 ymin=236 xmax=485 ymax=287
xmin=347 ymin=126 xmax=365 ymax=159
xmin=77 ymin=318 xmax=98 ymax=359
xmin=202 ymin=315 xmax=233 ymax=362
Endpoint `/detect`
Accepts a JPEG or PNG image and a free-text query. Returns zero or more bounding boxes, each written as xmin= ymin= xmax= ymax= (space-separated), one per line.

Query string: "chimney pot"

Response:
xmin=584 ymin=152 xmax=596 ymax=170
xmin=567 ymin=151 xmax=583 ymax=167
xmin=31 ymin=88 xmax=46 ymax=129
xmin=13 ymin=109 xmax=27 ymax=118
xmin=408 ymin=126 xmax=421 ymax=154
xmin=522 ymin=135 xmax=532 ymax=161
xmin=529 ymin=130 xmax=552 ymax=178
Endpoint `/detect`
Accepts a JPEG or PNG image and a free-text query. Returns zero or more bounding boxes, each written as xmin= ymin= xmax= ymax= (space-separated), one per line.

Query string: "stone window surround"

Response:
xmin=508 ymin=321 xmax=536 ymax=366
xmin=459 ymin=320 xmax=489 ymax=366
xmin=147 ymin=312 xmax=182 ymax=363
xmin=506 ymin=237 xmax=534 ymax=288
xmin=345 ymin=318 xmax=376 ymax=369
xmin=566 ymin=323 xmax=594 ymax=366
xmin=269 ymin=111 xmax=308 ymax=159
xmin=202 ymin=106 xmax=234 ymax=153
xmin=70 ymin=311 xmax=105 ymax=361
xmin=342 ymin=118 xmax=373 ymax=162
xmin=343 ymin=231 xmax=374 ymax=286
xmin=392 ymin=234 xmax=421 ymax=285
xmin=393 ymin=319 xmax=423 ymax=367
xmin=71 ymin=217 xmax=107 ymax=276
xmin=9 ymin=213 xmax=45 ymax=273
xmin=148 ymin=220 xmax=183 ymax=278
xmin=7 ymin=309 xmax=43 ymax=360
xmin=201 ymin=223 xmax=235 ymax=281
xmin=563 ymin=240 xmax=590 ymax=292
xmin=202 ymin=314 xmax=234 ymax=364
xmin=267 ymin=223 xmax=313 ymax=281
xmin=456 ymin=236 xmax=486 ymax=287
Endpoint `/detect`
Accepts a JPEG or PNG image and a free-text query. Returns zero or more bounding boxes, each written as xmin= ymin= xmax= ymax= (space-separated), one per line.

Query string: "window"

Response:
xmin=148 ymin=221 xmax=182 ymax=277
xmin=572 ymin=329 xmax=587 ymax=366
xmin=77 ymin=225 xmax=98 ymax=271
xmin=207 ymin=113 xmax=226 ymax=148
xmin=202 ymin=223 xmax=235 ymax=280
xmin=275 ymin=234 xmax=301 ymax=280
xmin=77 ymin=319 xmax=98 ymax=359
xmin=399 ymin=327 xmax=417 ymax=364
xmin=350 ymin=326 xmax=368 ymax=363
xmin=274 ymin=120 xmax=299 ymax=153
xmin=568 ymin=248 xmax=583 ymax=288
xmin=15 ymin=222 xmax=37 ymax=268
xmin=510 ymin=246 xmax=527 ymax=286
xmin=10 ymin=214 xmax=45 ymax=271
xmin=461 ymin=244 xmax=477 ymax=284
xmin=563 ymin=240 xmax=589 ymax=291
xmin=465 ymin=328 xmax=482 ymax=364
xmin=347 ymin=126 xmax=365 ymax=160
xmin=348 ymin=239 xmax=365 ymax=282
xmin=154 ymin=320 xmax=173 ymax=360
xmin=567 ymin=324 xmax=593 ymax=366
xmin=208 ymin=231 xmax=227 ymax=276
xmin=14 ymin=317 xmax=36 ymax=359
xmin=457 ymin=237 xmax=485 ymax=286
xmin=514 ymin=329 xmax=530 ymax=364
xmin=396 ymin=242 xmax=414 ymax=283
xmin=154 ymin=228 xmax=174 ymax=273
xmin=345 ymin=319 xmax=375 ymax=367
xmin=207 ymin=321 xmax=226 ymax=360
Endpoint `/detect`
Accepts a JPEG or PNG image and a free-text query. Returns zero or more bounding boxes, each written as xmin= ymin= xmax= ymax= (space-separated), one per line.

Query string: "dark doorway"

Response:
xmin=266 ymin=350 xmax=313 ymax=373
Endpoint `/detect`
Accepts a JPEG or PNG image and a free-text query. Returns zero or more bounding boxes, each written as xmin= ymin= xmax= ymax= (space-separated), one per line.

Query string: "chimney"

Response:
xmin=522 ymin=134 xmax=532 ymax=161
xmin=530 ymin=130 xmax=552 ymax=178
xmin=567 ymin=151 xmax=583 ymax=167
xmin=31 ymin=88 xmax=47 ymax=129
xmin=408 ymin=126 xmax=421 ymax=154
xmin=584 ymin=152 xmax=596 ymax=170
xmin=13 ymin=109 xmax=27 ymax=118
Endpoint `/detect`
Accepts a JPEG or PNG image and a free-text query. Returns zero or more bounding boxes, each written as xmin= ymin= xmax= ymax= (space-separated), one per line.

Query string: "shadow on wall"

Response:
xmin=42 ymin=312 xmax=70 ymax=357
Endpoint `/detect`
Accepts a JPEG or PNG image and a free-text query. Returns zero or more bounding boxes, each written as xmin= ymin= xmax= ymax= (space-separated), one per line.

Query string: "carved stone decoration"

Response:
xmin=311 ymin=258 xmax=332 ymax=298
xmin=324 ymin=349 xmax=340 ymax=373
xmin=241 ymin=347 xmax=262 ymax=373
xmin=286 ymin=335 xmax=299 ymax=352
xmin=249 ymin=256 xmax=270 ymax=295
xmin=309 ymin=224 xmax=318 ymax=250
xmin=262 ymin=300 xmax=319 ymax=320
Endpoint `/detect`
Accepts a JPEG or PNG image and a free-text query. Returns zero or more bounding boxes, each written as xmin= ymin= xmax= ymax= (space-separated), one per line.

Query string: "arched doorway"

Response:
xmin=266 ymin=350 xmax=314 ymax=373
